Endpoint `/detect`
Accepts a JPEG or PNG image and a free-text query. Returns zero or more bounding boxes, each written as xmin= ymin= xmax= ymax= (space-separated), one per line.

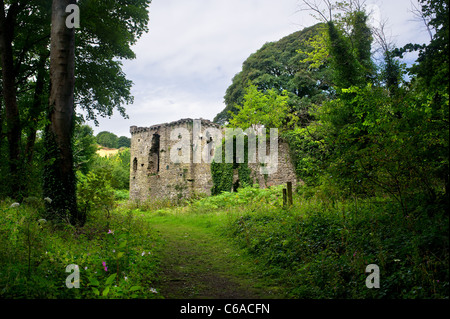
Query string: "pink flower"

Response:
xmin=102 ymin=261 xmax=108 ymax=272
xmin=107 ymin=229 xmax=114 ymax=234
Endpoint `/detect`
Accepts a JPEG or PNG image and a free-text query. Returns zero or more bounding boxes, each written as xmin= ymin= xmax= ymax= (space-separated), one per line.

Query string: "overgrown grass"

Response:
xmin=183 ymin=185 xmax=449 ymax=299
xmin=1 ymin=185 xmax=448 ymax=299
xmin=0 ymin=198 xmax=161 ymax=299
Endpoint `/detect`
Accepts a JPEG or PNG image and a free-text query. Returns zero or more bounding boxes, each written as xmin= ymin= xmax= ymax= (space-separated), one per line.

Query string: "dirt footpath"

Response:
xmin=152 ymin=222 xmax=280 ymax=299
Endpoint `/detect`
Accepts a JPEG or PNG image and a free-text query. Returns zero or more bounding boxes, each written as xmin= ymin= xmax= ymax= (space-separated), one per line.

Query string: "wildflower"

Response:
xmin=102 ymin=261 xmax=108 ymax=272
xmin=85 ymin=267 xmax=88 ymax=270
xmin=10 ymin=202 xmax=20 ymax=208
xmin=112 ymin=249 xmax=115 ymax=253
xmin=141 ymin=251 xmax=145 ymax=256
xmin=107 ymin=229 xmax=114 ymax=234
xmin=124 ymin=276 xmax=128 ymax=281
xmin=149 ymin=288 xmax=158 ymax=294
xmin=44 ymin=197 xmax=52 ymax=204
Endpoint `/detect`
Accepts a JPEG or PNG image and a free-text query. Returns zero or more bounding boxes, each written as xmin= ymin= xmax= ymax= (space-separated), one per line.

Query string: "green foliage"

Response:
xmin=76 ymin=170 xmax=115 ymax=216
xmin=287 ymin=82 xmax=448 ymax=212
xmin=76 ymin=0 xmax=151 ymax=124
xmin=284 ymin=0 xmax=448 ymax=213
xmin=228 ymin=84 xmax=296 ymax=132
xmin=211 ymin=135 xmax=253 ymax=195
xmin=209 ymin=1 xmax=448 ymax=298
xmin=297 ymin=24 xmax=329 ymax=70
xmin=96 ymin=131 xmax=119 ymax=148
xmin=326 ymin=21 xmax=366 ymax=88
xmin=189 ymin=184 xmax=285 ymax=214
xmin=188 ymin=185 xmax=449 ymax=298
xmin=0 ymin=200 xmax=161 ymax=299
xmin=114 ymin=189 xmax=130 ymax=201
xmin=76 ymin=147 xmax=131 ymax=216
xmin=284 ymin=123 xmax=326 ymax=186
xmin=215 ymin=23 xmax=329 ymax=125
xmin=0 ymin=0 xmax=151 ymax=202
xmin=396 ymin=0 xmax=449 ymax=91
xmin=118 ymin=136 xmax=131 ymax=148
xmin=90 ymin=148 xmax=131 ymax=190
xmin=95 ymin=131 xmax=131 ymax=149
xmin=73 ymin=123 xmax=98 ymax=174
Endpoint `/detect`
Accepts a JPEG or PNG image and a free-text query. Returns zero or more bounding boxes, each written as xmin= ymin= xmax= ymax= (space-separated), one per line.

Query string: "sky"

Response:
xmin=81 ymin=0 xmax=432 ymax=138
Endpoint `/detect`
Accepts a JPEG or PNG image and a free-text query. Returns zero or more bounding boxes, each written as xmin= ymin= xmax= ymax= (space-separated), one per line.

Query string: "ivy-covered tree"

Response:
xmin=43 ymin=0 xmax=79 ymax=224
xmin=287 ymin=0 xmax=448 ymax=214
xmin=394 ymin=0 xmax=449 ymax=202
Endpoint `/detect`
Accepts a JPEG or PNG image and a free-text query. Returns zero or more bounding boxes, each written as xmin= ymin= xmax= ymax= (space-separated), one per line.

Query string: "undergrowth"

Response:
xmin=1 ymin=185 xmax=448 ymax=299
xmin=0 ymin=198 xmax=161 ymax=299
xmin=186 ymin=185 xmax=449 ymax=299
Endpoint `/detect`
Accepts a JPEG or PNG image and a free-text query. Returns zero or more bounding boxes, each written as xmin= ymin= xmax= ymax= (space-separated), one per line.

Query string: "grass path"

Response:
xmin=147 ymin=212 xmax=283 ymax=299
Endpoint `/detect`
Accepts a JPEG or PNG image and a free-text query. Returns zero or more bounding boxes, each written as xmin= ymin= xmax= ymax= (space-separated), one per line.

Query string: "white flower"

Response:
xmin=10 ymin=202 xmax=20 ymax=208
xmin=44 ymin=197 xmax=52 ymax=204
xmin=149 ymin=288 xmax=158 ymax=294
xmin=141 ymin=251 xmax=145 ymax=256
xmin=124 ymin=276 xmax=128 ymax=281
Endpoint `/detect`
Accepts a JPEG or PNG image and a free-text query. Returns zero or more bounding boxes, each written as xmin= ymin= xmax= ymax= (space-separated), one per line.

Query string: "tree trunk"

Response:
xmin=0 ymin=1 xmax=22 ymax=198
xmin=0 ymin=88 xmax=3 ymax=151
xmin=44 ymin=0 xmax=83 ymax=225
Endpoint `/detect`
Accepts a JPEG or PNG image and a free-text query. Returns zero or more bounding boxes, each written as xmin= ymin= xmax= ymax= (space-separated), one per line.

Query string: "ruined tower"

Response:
xmin=129 ymin=118 xmax=221 ymax=202
xmin=129 ymin=118 xmax=298 ymax=202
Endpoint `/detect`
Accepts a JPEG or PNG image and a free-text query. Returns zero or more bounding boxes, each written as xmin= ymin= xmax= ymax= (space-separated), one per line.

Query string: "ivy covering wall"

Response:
xmin=211 ymin=135 xmax=252 ymax=195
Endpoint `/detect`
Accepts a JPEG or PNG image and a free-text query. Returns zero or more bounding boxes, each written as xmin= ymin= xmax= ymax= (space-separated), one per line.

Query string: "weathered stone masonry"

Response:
xmin=129 ymin=118 xmax=298 ymax=202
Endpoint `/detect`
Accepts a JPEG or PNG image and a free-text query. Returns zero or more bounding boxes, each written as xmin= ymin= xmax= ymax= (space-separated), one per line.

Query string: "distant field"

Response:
xmin=96 ymin=146 xmax=120 ymax=157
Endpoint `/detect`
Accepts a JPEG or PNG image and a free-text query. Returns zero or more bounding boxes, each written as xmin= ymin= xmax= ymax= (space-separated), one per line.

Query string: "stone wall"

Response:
xmin=130 ymin=119 xmax=221 ymax=202
xmin=129 ymin=119 xmax=298 ymax=202
xmin=247 ymin=139 xmax=298 ymax=189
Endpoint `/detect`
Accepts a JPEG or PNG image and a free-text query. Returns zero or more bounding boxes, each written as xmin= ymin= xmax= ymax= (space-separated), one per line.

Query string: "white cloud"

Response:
xmin=84 ymin=0 xmax=430 ymax=138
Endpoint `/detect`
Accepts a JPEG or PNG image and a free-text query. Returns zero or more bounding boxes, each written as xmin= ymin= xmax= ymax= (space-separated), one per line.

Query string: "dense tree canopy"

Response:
xmin=214 ymin=23 xmax=330 ymax=126
xmin=0 ymin=0 xmax=151 ymax=202
xmin=95 ymin=131 xmax=130 ymax=149
xmin=218 ymin=0 xmax=448 ymax=214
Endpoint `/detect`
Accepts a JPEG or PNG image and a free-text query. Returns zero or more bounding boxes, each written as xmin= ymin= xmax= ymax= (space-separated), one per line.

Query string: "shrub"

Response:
xmin=207 ymin=185 xmax=449 ymax=298
xmin=0 ymin=200 xmax=161 ymax=299
xmin=76 ymin=170 xmax=115 ymax=217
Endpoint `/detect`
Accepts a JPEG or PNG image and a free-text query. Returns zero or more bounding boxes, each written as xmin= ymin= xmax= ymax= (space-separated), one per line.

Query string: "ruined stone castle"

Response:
xmin=129 ymin=118 xmax=297 ymax=202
